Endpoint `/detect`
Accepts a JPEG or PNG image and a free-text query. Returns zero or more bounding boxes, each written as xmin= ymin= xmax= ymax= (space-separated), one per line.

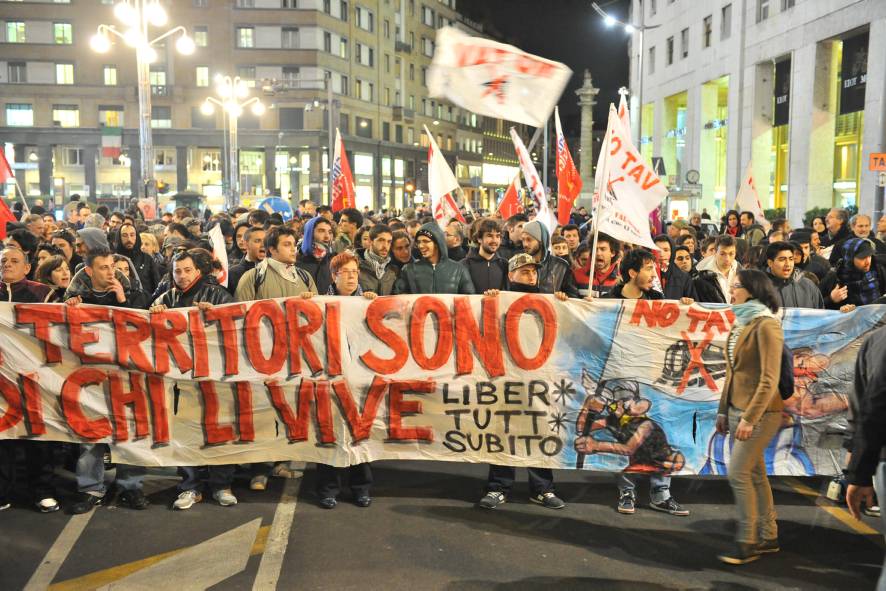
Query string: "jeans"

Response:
xmin=486 ymin=465 xmax=554 ymax=496
xmin=316 ymin=463 xmax=372 ymax=498
xmin=727 ymin=408 xmax=781 ymax=545
xmin=178 ymin=465 xmax=236 ymax=493
xmin=0 ymin=441 xmax=56 ymax=502
xmin=875 ymin=462 xmax=886 ymax=591
xmin=617 ymin=473 xmax=671 ymax=503
xmin=76 ymin=444 xmax=145 ymax=495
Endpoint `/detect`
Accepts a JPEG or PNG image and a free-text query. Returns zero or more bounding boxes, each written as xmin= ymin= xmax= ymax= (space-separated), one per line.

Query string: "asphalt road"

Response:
xmin=1 ymin=460 xmax=882 ymax=590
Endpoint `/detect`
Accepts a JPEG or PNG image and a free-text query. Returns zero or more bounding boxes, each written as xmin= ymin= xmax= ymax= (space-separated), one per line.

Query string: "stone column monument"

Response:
xmin=575 ymin=69 xmax=599 ymax=207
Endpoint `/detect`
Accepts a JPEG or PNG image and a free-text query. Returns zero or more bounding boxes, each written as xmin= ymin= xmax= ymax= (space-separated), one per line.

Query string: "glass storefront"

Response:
xmin=662 ymin=91 xmax=688 ymax=190
xmin=699 ymin=76 xmax=729 ymax=211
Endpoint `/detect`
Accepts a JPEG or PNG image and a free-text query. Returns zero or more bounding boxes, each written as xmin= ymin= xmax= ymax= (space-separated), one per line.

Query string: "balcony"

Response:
xmin=392 ymin=106 xmax=415 ymax=122
xmin=151 ymin=85 xmax=170 ymax=97
xmin=395 ymin=41 xmax=412 ymax=53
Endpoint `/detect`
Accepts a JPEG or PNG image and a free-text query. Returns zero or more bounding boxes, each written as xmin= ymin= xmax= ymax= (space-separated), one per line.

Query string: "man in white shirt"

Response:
xmin=696 ymin=235 xmax=740 ymax=302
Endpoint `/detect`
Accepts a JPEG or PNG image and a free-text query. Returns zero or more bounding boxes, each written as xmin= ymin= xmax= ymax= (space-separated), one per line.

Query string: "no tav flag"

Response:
xmin=425 ymin=125 xmax=465 ymax=228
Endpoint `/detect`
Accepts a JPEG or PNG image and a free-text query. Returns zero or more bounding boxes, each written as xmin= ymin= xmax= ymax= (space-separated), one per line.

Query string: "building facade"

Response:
xmin=627 ymin=0 xmax=886 ymax=224
xmin=0 ymin=0 xmax=522 ymax=213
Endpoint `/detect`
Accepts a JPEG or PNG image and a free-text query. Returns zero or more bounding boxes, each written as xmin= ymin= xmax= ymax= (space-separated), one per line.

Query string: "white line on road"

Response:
xmin=252 ymin=477 xmax=302 ymax=591
xmin=24 ymin=511 xmax=94 ymax=591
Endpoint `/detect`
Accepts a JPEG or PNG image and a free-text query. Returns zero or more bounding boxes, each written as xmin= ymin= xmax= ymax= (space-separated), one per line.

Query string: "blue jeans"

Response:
xmin=617 ymin=472 xmax=671 ymax=503
xmin=76 ymin=444 xmax=145 ymax=495
xmin=178 ymin=465 xmax=235 ymax=493
xmin=875 ymin=462 xmax=886 ymax=591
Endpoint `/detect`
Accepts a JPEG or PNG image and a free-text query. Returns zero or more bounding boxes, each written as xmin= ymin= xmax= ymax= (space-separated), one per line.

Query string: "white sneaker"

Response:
xmin=0 ymin=501 xmax=11 ymax=511
xmin=213 ymin=489 xmax=238 ymax=507
xmin=36 ymin=498 xmax=60 ymax=513
xmin=250 ymin=475 xmax=268 ymax=491
xmin=173 ymin=490 xmax=202 ymax=510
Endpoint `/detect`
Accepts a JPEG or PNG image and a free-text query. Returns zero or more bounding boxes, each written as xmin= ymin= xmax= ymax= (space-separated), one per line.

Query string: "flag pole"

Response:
xmin=588 ymin=115 xmax=613 ymax=299
xmin=11 ymin=177 xmax=31 ymax=216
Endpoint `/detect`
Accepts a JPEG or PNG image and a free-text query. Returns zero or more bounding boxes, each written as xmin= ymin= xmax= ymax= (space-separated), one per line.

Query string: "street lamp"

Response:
xmin=200 ymin=75 xmax=265 ymax=210
xmin=90 ymin=0 xmax=195 ymax=216
xmin=591 ymin=1 xmax=659 ymax=146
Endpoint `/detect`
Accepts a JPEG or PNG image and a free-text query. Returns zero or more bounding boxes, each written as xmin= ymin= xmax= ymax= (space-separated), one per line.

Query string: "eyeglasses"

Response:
xmin=732 ymin=283 xmax=743 ymax=290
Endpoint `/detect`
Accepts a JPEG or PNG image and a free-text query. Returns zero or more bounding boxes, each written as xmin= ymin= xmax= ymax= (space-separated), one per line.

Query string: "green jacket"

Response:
xmin=393 ymin=223 xmax=475 ymax=295
xmin=235 ymin=258 xmax=318 ymax=301
xmin=357 ymin=248 xmax=399 ymax=296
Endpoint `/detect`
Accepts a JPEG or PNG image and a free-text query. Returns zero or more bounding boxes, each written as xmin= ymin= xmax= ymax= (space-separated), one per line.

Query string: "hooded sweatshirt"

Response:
xmin=296 ymin=216 xmax=334 ymax=294
xmin=115 ymin=226 xmax=160 ymax=295
xmin=64 ymin=267 xmax=138 ymax=308
xmin=522 ymin=220 xmax=579 ymax=298
xmin=392 ymin=223 xmax=475 ymax=294
xmin=78 ymin=228 xmax=109 ymax=252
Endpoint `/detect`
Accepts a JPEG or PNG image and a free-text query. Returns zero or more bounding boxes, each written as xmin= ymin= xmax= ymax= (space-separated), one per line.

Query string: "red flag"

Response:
xmin=330 ymin=129 xmax=356 ymax=212
xmin=498 ymin=175 xmax=523 ymax=220
xmin=0 ymin=199 xmax=16 ymax=239
xmin=0 ymin=150 xmax=13 ymax=185
xmin=554 ymin=107 xmax=582 ymax=226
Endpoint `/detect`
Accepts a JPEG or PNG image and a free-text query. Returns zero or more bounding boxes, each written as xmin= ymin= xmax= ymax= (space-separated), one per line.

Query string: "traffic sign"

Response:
xmin=871 ymin=153 xmax=886 ymax=171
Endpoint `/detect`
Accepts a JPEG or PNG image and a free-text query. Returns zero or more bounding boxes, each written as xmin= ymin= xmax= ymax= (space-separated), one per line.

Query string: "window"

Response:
xmin=6 ymin=103 xmax=33 ymax=126
xmin=407 ymin=94 xmax=414 ymax=110
xmin=281 ymin=0 xmax=296 ymax=7
xmin=340 ymin=0 xmax=348 ymax=21
xmin=422 ymin=5 xmax=434 ymax=27
xmin=340 ymin=75 xmax=348 ymax=96
xmin=323 ymin=0 xmax=330 ymax=13
xmin=356 ymin=43 xmax=374 ymax=66
xmin=680 ymin=28 xmax=688 ymax=58
xmin=721 ymin=3 xmax=732 ymax=39
xmin=384 ymin=53 xmax=390 ymax=73
xmin=99 ymin=106 xmax=124 ymax=127
xmin=339 ymin=37 xmax=348 ymax=58
xmin=191 ymin=106 xmax=215 ymax=129
xmin=356 ymin=6 xmax=374 ymax=32
xmin=355 ymin=116 xmax=372 ymax=138
xmin=356 ymin=79 xmax=373 ymax=101
xmin=194 ymin=26 xmax=208 ymax=47
xmin=649 ymin=0 xmax=656 ymax=16
xmin=781 ymin=0 xmax=795 ymax=8
xmin=422 ymin=37 xmax=433 ymax=57
xmin=703 ymin=15 xmax=712 ymax=48
xmin=8 ymin=62 xmax=25 ymax=83
xmin=409 ymin=63 xmax=414 ymax=80
xmin=324 ymin=31 xmax=331 ymax=52
xmin=151 ymin=106 xmax=172 ymax=128
xmin=52 ymin=105 xmax=79 ymax=127
xmin=56 ymin=63 xmax=74 ymax=85
xmin=282 ymin=66 xmax=299 ymax=86
xmin=149 ymin=66 xmax=166 ymax=87
xmin=195 ymin=66 xmax=209 ymax=87
xmin=53 ymin=23 xmax=72 ymax=44
xmin=237 ymin=65 xmax=256 ymax=85
xmin=6 ymin=21 xmax=25 ymax=43
xmin=236 ymin=27 xmax=254 ymax=48
xmin=103 ymin=65 xmax=117 ymax=86
xmin=200 ymin=150 xmax=221 ymax=170
xmin=382 ymin=121 xmax=390 ymax=141
xmin=279 ymin=107 xmax=304 ymax=129
xmin=666 ymin=36 xmax=674 ymax=65
xmin=193 ymin=0 xmax=207 ymax=7
xmin=395 ymin=124 xmax=403 ymax=143
xmin=648 ymin=46 xmax=655 ymax=75
xmin=383 ymin=19 xmax=390 ymax=39
xmin=384 ymin=87 xmax=390 ymax=105
xmin=154 ymin=149 xmax=175 ymax=166
xmin=756 ymin=0 xmax=770 ymax=23
xmin=236 ymin=0 xmax=254 ymax=7
xmin=281 ymin=27 xmax=299 ymax=49
xmin=61 ymin=147 xmax=83 ymax=166
xmin=421 ymin=66 xmax=427 ymax=86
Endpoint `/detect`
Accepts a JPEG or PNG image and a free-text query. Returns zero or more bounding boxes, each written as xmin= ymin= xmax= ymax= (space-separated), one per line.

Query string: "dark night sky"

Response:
xmin=459 ymin=0 xmax=631 ymax=135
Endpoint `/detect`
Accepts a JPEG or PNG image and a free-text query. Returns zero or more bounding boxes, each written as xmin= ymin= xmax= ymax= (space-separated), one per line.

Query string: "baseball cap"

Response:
xmin=508 ymin=252 xmax=540 ymax=273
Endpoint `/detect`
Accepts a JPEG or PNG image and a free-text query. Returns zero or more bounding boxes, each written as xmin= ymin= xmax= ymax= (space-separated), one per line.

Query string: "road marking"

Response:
xmin=252 ymin=477 xmax=302 ymax=591
xmin=49 ymin=525 xmax=270 ymax=591
xmin=784 ymin=477 xmax=882 ymax=538
xmin=94 ymin=518 xmax=261 ymax=590
xmin=24 ymin=512 xmax=95 ymax=591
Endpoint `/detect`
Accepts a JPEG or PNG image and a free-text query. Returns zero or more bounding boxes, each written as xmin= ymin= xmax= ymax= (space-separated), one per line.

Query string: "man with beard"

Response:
xmin=561 ymin=224 xmax=581 ymax=257
xmin=477 ymin=253 xmax=568 ymax=511
xmin=604 ymin=249 xmax=690 ymax=516
xmin=227 ymin=227 xmax=265 ymax=295
xmin=393 ymin=223 xmax=474 ymax=294
xmin=460 ymin=218 xmax=508 ymax=292
xmin=357 ymin=224 xmax=398 ymax=296
xmin=151 ymin=249 xmax=239 ymax=510
xmin=115 ymin=222 xmax=160 ymax=295
xmin=588 ymin=234 xmax=621 ymax=297
xmin=498 ymin=214 xmax=527 ymax=261
xmin=390 ymin=230 xmax=413 ymax=271
xmin=765 ymin=241 xmax=824 ymax=309
xmin=521 ymin=220 xmax=579 ymax=298
xmin=296 ymin=216 xmax=336 ymax=294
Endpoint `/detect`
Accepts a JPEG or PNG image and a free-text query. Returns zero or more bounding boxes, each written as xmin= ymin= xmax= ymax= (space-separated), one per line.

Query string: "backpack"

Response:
xmin=254 ymin=262 xmax=313 ymax=294
xmin=778 ymin=342 xmax=795 ymax=400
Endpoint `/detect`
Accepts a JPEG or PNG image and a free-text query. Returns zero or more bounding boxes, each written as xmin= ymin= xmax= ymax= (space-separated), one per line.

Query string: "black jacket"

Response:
xmin=768 ymin=270 xmax=824 ymax=309
xmin=116 ymin=231 xmax=161 ymax=295
xmin=64 ymin=268 xmax=140 ymax=308
xmin=847 ymin=324 xmax=886 ymax=486
xmin=393 ymin=223 xmax=475 ymax=295
xmin=604 ymin=284 xmax=664 ymax=300
xmin=296 ymin=250 xmax=334 ymax=295
xmin=153 ymin=275 xmax=234 ymax=309
xmin=460 ymin=248 xmax=508 ymax=293
xmin=529 ymin=222 xmax=579 ymax=298
xmin=689 ymin=269 xmax=726 ymax=304
xmin=800 ymin=253 xmax=831 ymax=283
xmin=820 ymin=263 xmax=886 ymax=309
xmin=228 ymin=257 xmax=258 ymax=296
xmin=827 ymin=225 xmax=854 ymax=265
xmin=447 ymin=244 xmax=467 ymax=262
xmin=498 ymin=237 xmax=522 ymax=262
xmin=660 ymin=264 xmax=696 ymax=301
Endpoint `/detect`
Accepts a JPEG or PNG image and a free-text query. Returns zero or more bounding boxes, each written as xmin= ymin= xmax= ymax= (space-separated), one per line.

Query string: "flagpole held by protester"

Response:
xmin=588 ymin=107 xmax=615 ymax=301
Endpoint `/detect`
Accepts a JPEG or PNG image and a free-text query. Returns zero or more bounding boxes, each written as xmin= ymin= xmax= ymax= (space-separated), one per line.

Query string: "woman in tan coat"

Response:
xmin=716 ymin=268 xmax=784 ymax=565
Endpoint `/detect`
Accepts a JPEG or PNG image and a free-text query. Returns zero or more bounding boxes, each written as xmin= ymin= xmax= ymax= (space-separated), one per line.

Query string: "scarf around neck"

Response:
xmin=732 ymin=299 xmax=776 ymax=327
xmin=365 ymin=248 xmax=390 ymax=280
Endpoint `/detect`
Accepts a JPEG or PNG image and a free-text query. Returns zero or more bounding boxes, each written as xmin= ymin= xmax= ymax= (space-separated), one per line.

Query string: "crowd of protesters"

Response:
xmin=1 ymin=193 xmax=886 ymax=569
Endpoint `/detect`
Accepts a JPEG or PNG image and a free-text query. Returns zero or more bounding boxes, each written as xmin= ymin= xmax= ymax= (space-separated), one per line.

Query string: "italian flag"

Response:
xmin=102 ymin=127 xmax=122 ymax=158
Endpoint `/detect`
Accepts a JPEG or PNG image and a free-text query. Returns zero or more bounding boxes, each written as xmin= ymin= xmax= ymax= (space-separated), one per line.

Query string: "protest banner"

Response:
xmin=0 ymin=296 xmax=863 ymax=477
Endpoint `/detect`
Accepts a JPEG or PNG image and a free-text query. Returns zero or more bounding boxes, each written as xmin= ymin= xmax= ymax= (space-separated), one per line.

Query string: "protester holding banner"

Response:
xmin=602 ymin=249 xmax=689 ymax=517
xmin=150 ymin=249 xmax=239 ymax=509
xmin=389 ymin=230 xmax=414 ymax=271
xmin=520 ymin=220 xmax=579 ymax=298
xmin=763 ymin=242 xmax=824 ymax=309
xmin=296 ymin=216 xmax=336 ymax=295
xmin=357 ymin=224 xmax=399 ymax=296
xmin=393 ymin=223 xmax=475 ymax=295
xmin=716 ymin=269 xmax=784 ymax=565
xmin=227 ymin=226 xmax=266 ymax=296
xmin=589 ymin=233 xmax=621 ymax=298
xmin=236 ymin=226 xmax=317 ymax=302
xmin=317 ymin=252 xmax=377 ymax=509
xmin=460 ymin=218 xmax=508 ymax=293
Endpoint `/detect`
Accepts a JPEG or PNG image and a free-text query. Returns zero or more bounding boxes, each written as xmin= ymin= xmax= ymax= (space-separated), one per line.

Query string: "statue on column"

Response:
xmin=575 ymin=70 xmax=599 ymax=208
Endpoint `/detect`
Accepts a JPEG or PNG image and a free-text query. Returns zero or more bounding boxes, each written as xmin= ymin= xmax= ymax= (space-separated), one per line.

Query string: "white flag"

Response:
xmin=510 ymin=128 xmax=554 ymax=235
xmin=593 ymin=105 xmax=668 ymax=251
xmin=617 ymin=92 xmax=631 ymax=135
xmin=427 ymin=26 xmax=572 ymax=127
xmin=207 ymin=223 xmax=229 ymax=288
xmin=425 ymin=125 xmax=464 ymax=229
xmin=734 ymin=163 xmax=771 ymax=232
